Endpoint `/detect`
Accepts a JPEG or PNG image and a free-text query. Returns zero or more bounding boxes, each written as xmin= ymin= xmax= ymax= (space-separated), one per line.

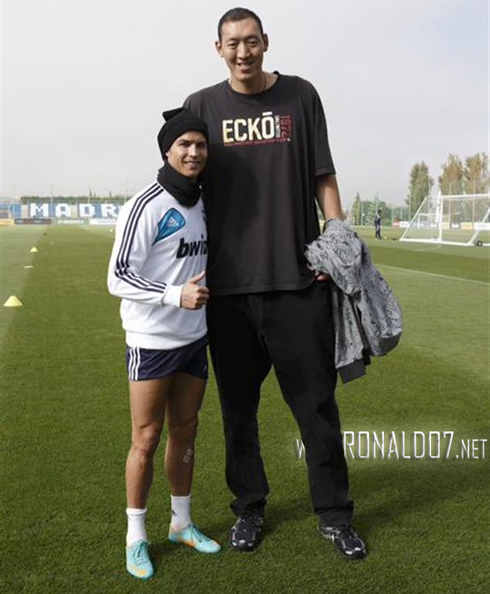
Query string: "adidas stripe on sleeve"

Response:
xmin=107 ymin=183 xmax=181 ymax=307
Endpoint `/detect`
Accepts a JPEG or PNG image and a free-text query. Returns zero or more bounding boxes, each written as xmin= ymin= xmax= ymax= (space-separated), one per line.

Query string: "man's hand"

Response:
xmin=307 ymin=263 xmax=330 ymax=282
xmin=181 ymin=271 xmax=209 ymax=310
xmin=314 ymin=271 xmax=330 ymax=282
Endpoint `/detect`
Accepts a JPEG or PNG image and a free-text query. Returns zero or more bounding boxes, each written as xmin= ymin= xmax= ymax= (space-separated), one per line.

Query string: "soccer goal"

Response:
xmin=400 ymin=194 xmax=490 ymax=246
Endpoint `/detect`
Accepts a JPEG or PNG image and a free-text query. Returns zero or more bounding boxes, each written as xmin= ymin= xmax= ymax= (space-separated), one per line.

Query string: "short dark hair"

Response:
xmin=217 ymin=7 xmax=264 ymax=41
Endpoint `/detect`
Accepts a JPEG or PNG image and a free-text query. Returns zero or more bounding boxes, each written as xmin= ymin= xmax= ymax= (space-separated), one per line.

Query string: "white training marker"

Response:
xmin=24 ymin=265 xmax=34 ymax=269
xmin=3 ymin=295 xmax=23 ymax=307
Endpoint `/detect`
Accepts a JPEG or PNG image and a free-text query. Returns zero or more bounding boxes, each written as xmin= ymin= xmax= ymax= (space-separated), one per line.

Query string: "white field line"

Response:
xmin=378 ymin=264 xmax=490 ymax=287
xmin=409 ymin=245 xmax=442 ymax=252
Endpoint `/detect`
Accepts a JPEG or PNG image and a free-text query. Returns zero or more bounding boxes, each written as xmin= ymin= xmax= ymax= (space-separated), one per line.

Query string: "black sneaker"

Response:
xmin=229 ymin=510 xmax=264 ymax=552
xmin=319 ymin=524 xmax=367 ymax=560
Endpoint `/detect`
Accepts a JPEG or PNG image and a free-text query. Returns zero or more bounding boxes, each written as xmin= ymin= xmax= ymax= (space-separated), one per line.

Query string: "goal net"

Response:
xmin=400 ymin=194 xmax=490 ymax=246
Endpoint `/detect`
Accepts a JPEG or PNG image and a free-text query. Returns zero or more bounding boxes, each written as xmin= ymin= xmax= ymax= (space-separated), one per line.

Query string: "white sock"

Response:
xmin=126 ymin=507 xmax=148 ymax=546
xmin=170 ymin=495 xmax=191 ymax=531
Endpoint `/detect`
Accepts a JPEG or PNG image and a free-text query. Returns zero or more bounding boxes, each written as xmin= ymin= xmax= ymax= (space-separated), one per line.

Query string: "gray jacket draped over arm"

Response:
xmin=305 ymin=219 xmax=402 ymax=383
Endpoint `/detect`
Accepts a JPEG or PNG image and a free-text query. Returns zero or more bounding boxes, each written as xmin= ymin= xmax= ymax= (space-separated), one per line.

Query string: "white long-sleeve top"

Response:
xmin=107 ymin=181 xmax=207 ymax=349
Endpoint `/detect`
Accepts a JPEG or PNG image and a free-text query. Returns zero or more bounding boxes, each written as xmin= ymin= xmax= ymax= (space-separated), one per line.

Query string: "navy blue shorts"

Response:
xmin=126 ymin=336 xmax=208 ymax=381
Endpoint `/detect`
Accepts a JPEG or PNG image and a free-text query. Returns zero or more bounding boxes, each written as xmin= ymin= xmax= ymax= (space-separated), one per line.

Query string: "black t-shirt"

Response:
xmin=184 ymin=73 xmax=336 ymax=295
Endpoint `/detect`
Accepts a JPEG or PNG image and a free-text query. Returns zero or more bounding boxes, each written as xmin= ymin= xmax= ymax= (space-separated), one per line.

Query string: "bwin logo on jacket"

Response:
xmin=153 ymin=208 xmax=186 ymax=244
xmin=177 ymin=235 xmax=207 ymax=258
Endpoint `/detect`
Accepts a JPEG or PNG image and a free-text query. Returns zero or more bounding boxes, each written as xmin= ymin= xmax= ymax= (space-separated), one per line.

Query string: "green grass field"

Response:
xmin=1 ymin=224 xmax=489 ymax=593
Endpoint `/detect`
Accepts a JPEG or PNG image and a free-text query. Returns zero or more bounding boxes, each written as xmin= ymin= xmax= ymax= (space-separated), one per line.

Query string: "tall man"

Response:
xmin=185 ymin=8 xmax=366 ymax=560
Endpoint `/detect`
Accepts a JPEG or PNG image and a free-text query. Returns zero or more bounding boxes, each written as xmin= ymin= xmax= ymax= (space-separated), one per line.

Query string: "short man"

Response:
xmin=375 ymin=210 xmax=382 ymax=239
xmin=184 ymin=8 xmax=366 ymax=560
xmin=108 ymin=109 xmax=220 ymax=580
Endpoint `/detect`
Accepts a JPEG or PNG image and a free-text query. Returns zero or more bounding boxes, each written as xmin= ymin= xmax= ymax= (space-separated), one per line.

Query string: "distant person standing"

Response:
xmin=374 ymin=210 xmax=382 ymax=239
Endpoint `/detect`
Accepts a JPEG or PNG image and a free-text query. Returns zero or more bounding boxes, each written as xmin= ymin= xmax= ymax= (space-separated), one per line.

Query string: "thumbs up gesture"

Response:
xmin=181 ymin=271 xmax=210 ymax=310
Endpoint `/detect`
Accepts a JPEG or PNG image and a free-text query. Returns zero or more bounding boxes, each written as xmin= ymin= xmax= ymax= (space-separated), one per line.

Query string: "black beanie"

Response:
xmin=157 ymin=108 xmax=209 ymax=160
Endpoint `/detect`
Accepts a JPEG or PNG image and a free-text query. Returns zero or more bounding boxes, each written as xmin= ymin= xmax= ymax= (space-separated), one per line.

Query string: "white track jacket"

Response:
xmin=107 ymin=181 xmax=207 ymax=349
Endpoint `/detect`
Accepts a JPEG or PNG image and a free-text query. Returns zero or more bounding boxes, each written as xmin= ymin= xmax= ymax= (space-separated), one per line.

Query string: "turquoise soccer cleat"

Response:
xmin=126 ymin=540 xmax=154 ymax=579
xmin=168 ymin=523 xmax=221 ymax=553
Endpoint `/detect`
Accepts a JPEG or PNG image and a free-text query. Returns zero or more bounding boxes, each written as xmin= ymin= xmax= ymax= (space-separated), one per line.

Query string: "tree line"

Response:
xmin=350 ymin=152 xmax=488 ymax=225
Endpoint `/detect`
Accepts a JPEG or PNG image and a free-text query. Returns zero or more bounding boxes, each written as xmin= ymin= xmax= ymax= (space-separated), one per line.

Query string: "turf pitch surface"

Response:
xmin=1 ymin=225 xmax=489 ymax=593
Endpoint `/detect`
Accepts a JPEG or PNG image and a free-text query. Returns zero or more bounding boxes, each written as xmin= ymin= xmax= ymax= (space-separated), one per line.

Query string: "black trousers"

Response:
xmin=207 ymin=282 xmax=354 ymax=526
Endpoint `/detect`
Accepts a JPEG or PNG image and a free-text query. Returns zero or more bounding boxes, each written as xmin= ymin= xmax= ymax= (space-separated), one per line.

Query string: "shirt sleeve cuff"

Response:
xmin=315 ymin=168 xmax=336 ymax=178
xmin=162 ymin=284 xmax=183 ymax=307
